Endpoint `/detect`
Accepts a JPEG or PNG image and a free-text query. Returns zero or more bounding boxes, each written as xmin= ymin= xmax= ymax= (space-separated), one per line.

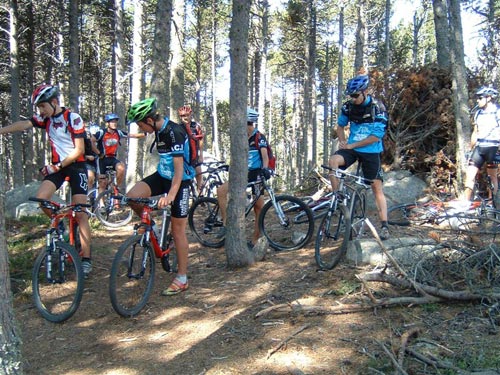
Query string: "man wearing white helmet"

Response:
xmin=463 ymin=86 xmax=500 ymax=203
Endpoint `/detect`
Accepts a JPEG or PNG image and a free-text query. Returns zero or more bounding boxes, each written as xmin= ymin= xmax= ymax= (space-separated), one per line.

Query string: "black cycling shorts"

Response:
xmin=44 ymin=162 xmax=88 ymax=195
xmin=334 ymin=149 xmax=384 ymax=182
xmin=141 ymin=172 xmax=191 ymax=218
xmin=468 ymin=145 xmax=499 ymax=169
xmin=98 ymin=157 xmax=122 ymax=175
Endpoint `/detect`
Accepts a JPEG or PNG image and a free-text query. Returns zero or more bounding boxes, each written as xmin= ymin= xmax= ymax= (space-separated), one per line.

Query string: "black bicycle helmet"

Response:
xmin=476 ymin=87 xmax=498 ymax=99
xmin=127 ymin=98 xmax=157 ymax=123
xmin=344 ymin=75 xmax=369 ymax=95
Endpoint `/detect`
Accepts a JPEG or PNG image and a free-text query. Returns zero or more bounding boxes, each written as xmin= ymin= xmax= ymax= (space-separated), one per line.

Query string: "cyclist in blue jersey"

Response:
xmin=217 ymin=108 xmax=272 ymax=247
xmin=329 ymin=72 xmax=390 ymax=240
xmin=126 ymin=98 xmax=194 ymax=296
xmin=463 ymin=87 xmax=500 ymax=203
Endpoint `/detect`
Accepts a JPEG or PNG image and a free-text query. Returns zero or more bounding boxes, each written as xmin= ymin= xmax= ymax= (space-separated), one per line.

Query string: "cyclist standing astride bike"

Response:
xmin=94 ymin=113 xmax=145 ymax=193
xmin=217 ymin=107 xmax=273 ymax=247
xmin=0 ymin=84 xmax=93 ymax=276
xmin=463 ymin=87 xmax=500 ymax=204
xmin=126 ymin=98 xmax=194 ymax=296
xmin=178 ymin=105 xmax=204 ymax=193
xmin=328 ymin=70 xmax=390 ymax=240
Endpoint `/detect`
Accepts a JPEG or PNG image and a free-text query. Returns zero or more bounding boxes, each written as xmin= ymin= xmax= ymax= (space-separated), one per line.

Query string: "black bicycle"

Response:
xmin=188 ymin=170 xmax=314 ymax=251
xmin=315 ymin=165 xmax=372 ymax=270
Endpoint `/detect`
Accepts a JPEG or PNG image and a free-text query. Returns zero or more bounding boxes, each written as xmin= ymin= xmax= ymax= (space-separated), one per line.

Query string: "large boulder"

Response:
xmin=5 ymin=181 xmax=42 ymax=218
xmin=364 ymin=170 xmax=427 ymax=213
xmin=5 ymin=181 xmax=67 ymax=218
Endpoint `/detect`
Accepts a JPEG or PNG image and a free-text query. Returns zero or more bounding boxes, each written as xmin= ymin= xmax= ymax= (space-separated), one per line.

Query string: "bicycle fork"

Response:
xmin=267 ymin=187 xmax=290 ymax=227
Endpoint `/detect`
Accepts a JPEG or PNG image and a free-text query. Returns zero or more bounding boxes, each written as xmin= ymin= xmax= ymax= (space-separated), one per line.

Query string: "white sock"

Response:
xmin=176 ymin=274 xmax=187 ymax=284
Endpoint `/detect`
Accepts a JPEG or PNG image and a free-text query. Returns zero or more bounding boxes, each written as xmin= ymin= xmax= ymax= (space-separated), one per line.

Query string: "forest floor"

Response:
xmin=8 ymin=213 xmax=500 ymax=375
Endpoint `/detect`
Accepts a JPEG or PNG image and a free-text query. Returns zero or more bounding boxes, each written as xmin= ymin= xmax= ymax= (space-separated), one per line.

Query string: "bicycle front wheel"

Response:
xmin=315 ymin=205 xmax=350 ymax=270
xmin=188 ymin=197 xmax=225 ymax=248
xmin=95 ymin=189 xmax=133 ymax=228
xmin=259 ymin=195 xmax=314 ymax=251
xmin=32 ymin=242 xmax=84 ymax=323
xmin=109 ymin=235 xmax=155 ymax=317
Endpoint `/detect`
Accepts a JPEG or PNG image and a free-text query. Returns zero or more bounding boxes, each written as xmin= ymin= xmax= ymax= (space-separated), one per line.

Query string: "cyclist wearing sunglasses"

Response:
xmin=328 ymin=71 xmax=390 ymax=240
xmin=463 ymin=86 xmax=500 ymax=202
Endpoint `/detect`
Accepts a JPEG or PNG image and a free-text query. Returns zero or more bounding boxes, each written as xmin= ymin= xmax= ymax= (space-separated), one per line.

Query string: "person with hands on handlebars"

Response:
xmin=125 ymin=98 xmax=194 ymax=296
xmin=328 ymin=69 xmax=390 ymax=240
xmin=217 ymin=107 xmax=272 ymax=247
xmin=0 ymin=84 xmax=93 ymax=277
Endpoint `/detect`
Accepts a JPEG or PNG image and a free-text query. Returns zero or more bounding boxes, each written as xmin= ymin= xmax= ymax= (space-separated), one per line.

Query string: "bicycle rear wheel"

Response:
xmin=349 ymin=191 xmax=366 ymax=239
xmin=32 ymin=242 xmax=84 ymax=323
xmin=109 ymin=235 xmax=155 ymax=317
xmin=188 ymin=197 xmax=225 ymax=248
xmin=315 ymin=205 xmax=350 ymax=270
xmin=95 ymin=189 xmax=133 ymax=228
xmin=259 ymin=195 xmax=314 ymax=251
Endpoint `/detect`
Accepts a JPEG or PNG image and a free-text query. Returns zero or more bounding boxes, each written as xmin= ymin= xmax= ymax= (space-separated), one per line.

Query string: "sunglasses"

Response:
xmin=350 ymin=93 xmax=361 ymax=99
xmin=476 ymin=96 xmax=486 ymax=100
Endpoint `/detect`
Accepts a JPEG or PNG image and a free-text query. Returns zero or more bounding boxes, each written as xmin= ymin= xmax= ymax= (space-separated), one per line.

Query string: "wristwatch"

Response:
xmin=55 ymin=162 xmax=62 ymax=168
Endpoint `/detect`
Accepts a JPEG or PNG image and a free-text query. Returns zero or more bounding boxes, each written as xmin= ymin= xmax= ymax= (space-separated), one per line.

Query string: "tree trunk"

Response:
xmin=170 ymin=0 xmax=185 ymax=116
xmin=150 ymin=0 xmax=173 ymax=111
xmin=115 ymin=0 xmax=128 ymax=165
xmin=9 ymin=0 xmax=23 ymax=188
xmin=211 ymin=0 xmax=220 ymax=159
xmin=126 ymin=0 xmax=145 ymax=189
xmin=448 ymin=0 xmax=471 ymax=190
xmin=432 ymin=0 xmax=451 ymax=68
xmin=0 ymin=174 xmax=23 ymax=375
xmin=354 ymin=0 xmax=366 ymax=72
xmin=68 ymin=0 xmax=79 ymax=111
xmin=384 ymin=0 xmax=391 ymax=69
xmin=257 ymin=0 xmax=269 ymax=133
xmin=226 ymin=0 xmax=253 ymax=268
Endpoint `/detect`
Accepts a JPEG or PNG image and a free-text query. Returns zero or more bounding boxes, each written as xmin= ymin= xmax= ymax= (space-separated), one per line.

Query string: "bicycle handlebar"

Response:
xmin=320 ymin=165 xmax=372 ymax=187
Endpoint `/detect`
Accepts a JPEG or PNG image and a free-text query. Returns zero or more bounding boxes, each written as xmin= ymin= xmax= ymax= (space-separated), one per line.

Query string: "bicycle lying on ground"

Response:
xmin=89 ymin=164 xmax=132 ymax=228
xmin=109 ymin=196 xmax=177 ymax=317
xmin=315 ymin=165 xmax=372 ymax=270
xmin=28 ymin=197 xmax=91 ymax=323
xmin=188 ymin=170 xmax=314 ymax=251
xmin=388 ymin=176 xmax=500 ymax=227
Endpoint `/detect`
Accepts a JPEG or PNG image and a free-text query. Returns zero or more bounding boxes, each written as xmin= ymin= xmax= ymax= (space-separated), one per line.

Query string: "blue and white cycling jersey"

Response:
xmin=248 ymin=128 xmax=268 ymax=170
xmin=155 ymin=118 xmax=194 ymax=181
xmin=338 ymin=96 xmax=387 ymax=153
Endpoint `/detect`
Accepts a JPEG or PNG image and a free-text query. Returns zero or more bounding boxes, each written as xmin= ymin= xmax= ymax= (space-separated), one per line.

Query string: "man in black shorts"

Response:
xmin=329 ymin=72 xmax=390 ymax=240
xmin=0 ymin=84 xmax=93 ymax=276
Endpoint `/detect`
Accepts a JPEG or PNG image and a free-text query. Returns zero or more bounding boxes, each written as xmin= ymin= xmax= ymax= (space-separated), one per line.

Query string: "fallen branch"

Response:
xmin=360 ymin=271 xmax=500 ymax=301
xmin=267 ymin=324 xmax=310 ymax=359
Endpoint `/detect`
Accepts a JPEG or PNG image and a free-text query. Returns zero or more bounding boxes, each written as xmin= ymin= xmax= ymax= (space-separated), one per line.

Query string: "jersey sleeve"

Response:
xmin=30 ymin=115 xmax=46 ymax=129
xmin=69 ymin=113 xmax=85 ymax=138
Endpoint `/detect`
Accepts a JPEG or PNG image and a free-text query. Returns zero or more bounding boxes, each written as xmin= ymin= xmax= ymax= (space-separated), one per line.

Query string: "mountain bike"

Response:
xmin=109 ymin=196 xmax=177 ymax=317
xmin=28 ymin=197 xmax=90 ymax=323
xmin=93 ymin=165 xmax=133 ymax=228
xmin=188 ymin=170 xmax=314 ymax=251
xmin=388 ymin=175 xmax=500 ymax=226
xmin=315 ymin=165 xmax=372 ymax=270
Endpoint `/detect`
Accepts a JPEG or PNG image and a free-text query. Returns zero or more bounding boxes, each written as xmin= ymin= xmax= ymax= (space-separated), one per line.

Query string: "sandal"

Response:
xmin=162 ymin=278 xmax=189 ymax=296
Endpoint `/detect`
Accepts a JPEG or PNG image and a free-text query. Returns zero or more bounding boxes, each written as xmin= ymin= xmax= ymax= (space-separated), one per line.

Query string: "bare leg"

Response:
xmin=328 ymin=154 xmax=346 ymax=191
xmin=73 ymin=193 xmax=91 ymax=258
xmin=371 ymin=179 xmax=388 ymax=223
xmin=217 ymin=182 xmax=228 ymax=224
xmin=251 ymin=196 xmax=264 ymax=244
xmin=171 ymin=217 xmax=188 ymax=275
xmin=115 ymin=162 xmax=126 ymax=189
xmin=463 ymin=165 xmax=479 ymax=201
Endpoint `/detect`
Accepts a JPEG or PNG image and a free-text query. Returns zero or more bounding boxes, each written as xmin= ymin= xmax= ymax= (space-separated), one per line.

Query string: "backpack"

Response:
xmin=184 ymin=123 xmax=201 ymax=166
xmin=255 ymin=131 xmax=276 ymax=171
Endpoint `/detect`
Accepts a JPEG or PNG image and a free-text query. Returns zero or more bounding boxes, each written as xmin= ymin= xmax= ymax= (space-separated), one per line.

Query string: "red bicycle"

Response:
xmin=109 ymin=196 xmax=177 ymax=317
xmin=29 ymin=197 xmax=90 ymax=322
